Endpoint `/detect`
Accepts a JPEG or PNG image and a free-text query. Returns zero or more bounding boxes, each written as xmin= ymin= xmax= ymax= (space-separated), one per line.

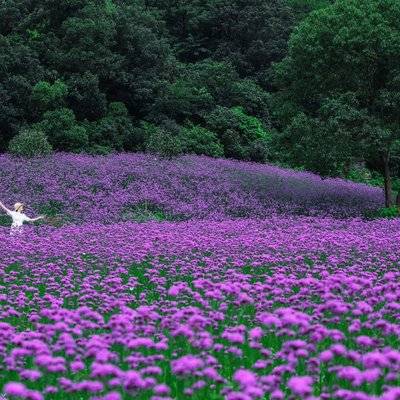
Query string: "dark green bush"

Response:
xmin=35 ymin=108 xmax=88 ymax=152
xmin=86 ymin=144 xmax=114 ymax=155
xmin=86 ymin=102 xmax=135 ymax=152
xmin=0 ymin=214 xmax=10 ymax=226
xmin=205 ymin=106 xmax=271 ymax=161
xmin=31 ymin=80 xmax=68 ymax=111
xmin=144 ymin=121 xmax=183 ymax=158
xmin=248 ymin=137 xmax=271 ymax=163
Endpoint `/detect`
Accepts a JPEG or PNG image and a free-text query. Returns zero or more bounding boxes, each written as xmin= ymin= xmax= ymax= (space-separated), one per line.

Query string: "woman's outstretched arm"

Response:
xmin=0 ymin=201 xmax=12 ymax=215
xmin=27 ymin=215 xmax=45 ymax=222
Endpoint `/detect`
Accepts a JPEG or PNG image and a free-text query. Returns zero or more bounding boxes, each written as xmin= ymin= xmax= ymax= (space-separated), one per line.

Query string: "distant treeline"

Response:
xmin=0 ymin=0 xmax=329 ymax=157
xmin=2 ymin=0 xmax=400 ymax=206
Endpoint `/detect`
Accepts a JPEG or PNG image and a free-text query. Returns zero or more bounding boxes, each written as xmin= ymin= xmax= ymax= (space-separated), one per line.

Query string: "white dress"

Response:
xmin=8 ymin=210 xmax=32 ymax=235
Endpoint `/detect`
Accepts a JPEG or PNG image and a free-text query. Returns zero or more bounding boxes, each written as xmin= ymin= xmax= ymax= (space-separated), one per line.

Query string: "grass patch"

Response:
xmin=121 ymin=201 xmax=186 ymax=222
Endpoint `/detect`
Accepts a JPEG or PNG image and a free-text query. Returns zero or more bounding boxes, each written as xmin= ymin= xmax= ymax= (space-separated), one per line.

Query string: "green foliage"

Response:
xmin=85 ymin=144 xmax=114 ymax=156
xmin=206 ymin=106 xmax=271 ymax=161
xmin=347 ymin=165 xmax=378 ymax=185
xmin=0 ymin=34 xmax=47 ymax=150
xmin=0 ymin=0 xmax=176 ymax=149
xmin=84 ymin=102 xmax=134 ymax=153
xmin=364 ymin=206 xmax=400 ymax=220
xmin=7 ymin=128 xmax=53 ymax=158
xmin=110 ymin=2 xmax=177 ymax=115
xmin=229 ymin=79 xmax=271 ymax=121
xmin=275 ymin=95 xmax=367 ymax=177
xmin=179 ymin=124 xmax=224 ymax=158
xmin=7 ymin=0 xmax=396 ymax=181
xmin=122 ymin=202 xmax=181 ymax=223
xmin=37 ymin=200 xmax=68 ymax=226
xmin=275 ymin=0 xmax=400 ymax=142
xmin=59 ymin=2 xmax=119 ymax=75
xmin=231 ymin=106 xmax=269 ymax=141
xmin=143 ymin=121 xmax=183 ymax=159
xmin=271 ymin=113 xmax=312 ymax=168
xmin=287 ymin=0 xmax=335 ymax=21
xmin=153 ymin=76 xmax=214 ymax=123
xmin=0 ymin=214 xmax=9 ymax=227
xmin=148 ymin=0 xmax=295 ymax=87
xmin=347 ymin=165 xmax=400 ymax=192
xmin=31 ymin=80 xmax=68 ymax=111
xmin=151 ymin=59 xmax=273 ymax=137
xmin=287 ymin=0 xmax=333 ymax=9
xmin=0 ymin=0 xmax=281 ymax=159
xmin=248 ymin=137 xmax=271 ymax=163
xmin=273 ymin=0 xmax=400 ymax=204
xmin=151 ymin=60 xmax=238 ymax=123
xmin=66 ymin=72 xmax=107 ymax=121
xmin=35 ymin=108 xmax=88 ymax=152
xmin=108 ymin=102 xmax=128 ymax=117
xmin=38 ymin=199 xmax=63 ymax=217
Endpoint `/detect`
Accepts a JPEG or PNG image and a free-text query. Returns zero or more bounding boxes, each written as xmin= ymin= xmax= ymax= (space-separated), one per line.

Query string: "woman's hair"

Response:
xmin=14 ymin=202 xmax=24 ymax=212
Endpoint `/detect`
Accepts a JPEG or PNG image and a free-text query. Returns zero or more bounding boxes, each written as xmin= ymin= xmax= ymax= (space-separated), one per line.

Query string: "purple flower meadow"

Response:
xmin=0 ymin=153 xmax=383 ymax=224
xmin=0 ymin=154 xmax=398 ymax=399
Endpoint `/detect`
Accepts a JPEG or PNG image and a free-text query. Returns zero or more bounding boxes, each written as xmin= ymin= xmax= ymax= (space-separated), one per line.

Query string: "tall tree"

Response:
xmin=274 ymin=0 xmax=400 ymax=207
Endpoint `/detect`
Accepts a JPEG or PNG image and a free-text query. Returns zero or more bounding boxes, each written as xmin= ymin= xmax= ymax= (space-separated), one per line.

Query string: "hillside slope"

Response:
xmin=0 ymin=154 xmax=383 ymax=225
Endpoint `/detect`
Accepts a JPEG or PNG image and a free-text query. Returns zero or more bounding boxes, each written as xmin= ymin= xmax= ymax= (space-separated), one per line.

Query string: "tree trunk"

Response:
xmin=343 ymin=159 xmax=351 ymax=178
xmin=383 ymin=153 xmax=393 ymax=208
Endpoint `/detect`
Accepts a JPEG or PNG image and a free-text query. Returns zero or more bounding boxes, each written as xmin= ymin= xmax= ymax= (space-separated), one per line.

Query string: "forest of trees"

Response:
xmin=2 ymin=0 xmax=400 ymax=206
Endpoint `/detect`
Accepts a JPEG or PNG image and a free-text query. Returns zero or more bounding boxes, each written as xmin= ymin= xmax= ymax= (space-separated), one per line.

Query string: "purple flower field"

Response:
xmin=1 ymin=154 xmax=399 ymax=400
xmin=0 ymin=153 xmax=383 ymax=223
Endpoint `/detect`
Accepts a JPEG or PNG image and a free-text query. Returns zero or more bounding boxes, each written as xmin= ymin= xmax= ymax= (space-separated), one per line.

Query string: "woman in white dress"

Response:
xmin=0 ymin=201 xmax=45 ymax=235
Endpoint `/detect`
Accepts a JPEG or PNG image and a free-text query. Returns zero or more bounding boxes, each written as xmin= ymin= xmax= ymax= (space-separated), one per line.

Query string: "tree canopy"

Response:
xmin=273 ymin=0 xmax=400 ymax=206
xmin=0 ymin=0 xmax=300 ymax=160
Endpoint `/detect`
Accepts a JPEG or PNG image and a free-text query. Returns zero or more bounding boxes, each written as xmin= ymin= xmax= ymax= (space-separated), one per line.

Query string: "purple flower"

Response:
xmin=287 ymin=376 xmax=313 ymax=396
xmin=249 ymin=327 xmax=263 ymax=341
xmin=171 ymin=355 xmax=204 ymax=375
xmin=153 ymin=384 xmax=170 ymax=395
xmin=233 ymin=369 xmax=258 ymax=387
xmin=4 ymin=382 xmax=27 ymax=397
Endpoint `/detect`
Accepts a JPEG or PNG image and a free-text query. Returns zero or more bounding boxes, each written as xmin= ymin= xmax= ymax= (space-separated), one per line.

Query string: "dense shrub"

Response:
xmin=348 ymin=164 xmax=400 ymax=192
xmin=205 ymin=106 xmax=271 ymax=160
xmin=144 ymin=122 xmax=183 ymax=158
xmin=66 ymin=72 xmax=107 ymax=121
xmin=248 ymin=137 xmax=271 ymax=162
xmin=85 ymin=144 xmax=114 ymax=155
xmin=7 ymin=128 xmax=52 ymax=158
xmin=179 ymin=124 xmax=224 ymax=157
xmin=85 ymin=102 xmax=134 ymax=152
xmin=35 ymin=108 xmax=88 ymax=152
